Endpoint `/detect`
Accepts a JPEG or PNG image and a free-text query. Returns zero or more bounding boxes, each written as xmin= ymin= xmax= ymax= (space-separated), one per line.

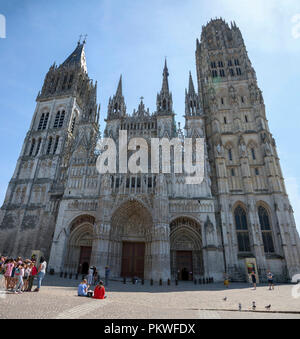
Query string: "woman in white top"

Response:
xmin=87 ymin=267 xmax=94 ymax=285
xmin=34 ymin=257 xmax=47 ymax=292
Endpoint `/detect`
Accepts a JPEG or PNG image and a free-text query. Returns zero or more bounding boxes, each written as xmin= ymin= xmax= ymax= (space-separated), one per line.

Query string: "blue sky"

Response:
xmin=0 ymin=0 xmax=300 ymax=232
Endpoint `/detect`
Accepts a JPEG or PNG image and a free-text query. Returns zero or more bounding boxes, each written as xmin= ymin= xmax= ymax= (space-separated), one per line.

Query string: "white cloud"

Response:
xmin=291 ymin=14 xmax=300 ymax=39
xmin=214 ymin=0 xmax=300 ymax=52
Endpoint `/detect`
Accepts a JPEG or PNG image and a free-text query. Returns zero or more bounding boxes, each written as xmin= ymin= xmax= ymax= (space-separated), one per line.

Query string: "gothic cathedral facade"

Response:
xmin=1 ymin=19 xmax=300 ymax=282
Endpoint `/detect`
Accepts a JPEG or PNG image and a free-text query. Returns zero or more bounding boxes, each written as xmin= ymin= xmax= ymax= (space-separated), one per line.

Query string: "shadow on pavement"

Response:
xmin=41 ymin=274 xmax=276 ymax=294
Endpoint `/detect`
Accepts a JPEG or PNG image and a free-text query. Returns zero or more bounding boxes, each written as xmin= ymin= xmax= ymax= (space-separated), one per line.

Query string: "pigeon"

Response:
xmin=238 ymin=303 xmax=242 ymax=311
xmin=223 ymin=297 xmax=227 ymax=301
xmin=265 ymin=304 xmax=271 ymax=311
xmin=252 ymin=301 xmax=256 ymax=311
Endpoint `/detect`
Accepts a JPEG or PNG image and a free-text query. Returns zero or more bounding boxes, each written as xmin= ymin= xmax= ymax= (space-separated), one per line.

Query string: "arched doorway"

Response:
xmin=110 ymin=200 xmax=153 ymax=279
xmin=170 ymin=217 xmax=204 ymax=281
xmin=63 ymin=215 xmax=95 ymax=274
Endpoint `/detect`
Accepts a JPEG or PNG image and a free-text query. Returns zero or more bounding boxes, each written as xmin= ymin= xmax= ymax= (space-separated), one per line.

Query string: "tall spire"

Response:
xmin=185 ymin=72 xmax=202 ymax=117
xmin=162 ymin=59 xmax=169 ymax=94
xmin=107 ymin=76 xmax=126 ymax=121
xmin=61 ymin=41 xmax=87 ymax=72
xmin=188 ymin=71 xmax=195 ymax=95
xmin=116 ymin=75 xmax=123 ymax=97
xmin=157 ymin=59 xmax=173 ymax=116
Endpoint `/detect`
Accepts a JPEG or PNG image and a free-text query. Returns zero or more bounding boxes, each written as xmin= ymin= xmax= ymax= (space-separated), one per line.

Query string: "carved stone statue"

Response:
xmin=215 ymin=143 xmax=224 ymax=157
xmin=263 ymin=141 xmax=272 ymax=156
xmin=239 ymin=142 xmax=247 ymax=157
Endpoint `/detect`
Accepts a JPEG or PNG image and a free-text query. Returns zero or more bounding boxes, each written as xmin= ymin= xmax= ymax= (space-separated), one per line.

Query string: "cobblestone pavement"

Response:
xmin=0 ymin=275 xmax=299 ymax=319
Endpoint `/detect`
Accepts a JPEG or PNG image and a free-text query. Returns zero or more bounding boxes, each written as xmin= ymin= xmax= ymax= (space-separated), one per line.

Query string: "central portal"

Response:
xmin=110 ymin=199 xmax=153 ymax=280
xmin=121 ymin=242 xmax=145 ymax=279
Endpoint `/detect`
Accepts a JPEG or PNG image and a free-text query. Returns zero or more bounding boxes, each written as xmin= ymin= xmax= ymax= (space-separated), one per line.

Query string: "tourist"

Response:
xmin=87 ymin=267 xmax=94 ymax=285
xmin=27 ymin=261 xmax=37 ymax=292
xmin=224 ymin=273 xmax=230 ymax=289
xmin=4 ymin=259 xmax=14 ymax=290
xmin=250 ymin=271 xmax=257 ymax=290
xmin=93 ymin=268 xmax=99 ymax=285
xmin=93 ymin=280 xmax=106 ymax=300
xmin=34 ymin=256 xmax=47 ymax=292
xmin=0 ymin=256 xmax=5 ymax=273
xmin=105 ymin=266 xmax=110 ymax=286
xmin=267 ymin=271 xmax=275 ymax=290
xmin=9 ymin=261 xmax=18 ymax=290
xmin=23 ymin=263 xmax=31 ymax=292
xmin=78 ymin=279 xmax=89 ymax=297
xmin=14 ymin=263 xmax=25 ymax=294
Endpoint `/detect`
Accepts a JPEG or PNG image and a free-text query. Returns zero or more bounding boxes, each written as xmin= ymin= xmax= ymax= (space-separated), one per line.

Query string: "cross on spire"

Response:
xmin=78 ymin=34 xmax=88 ymax=45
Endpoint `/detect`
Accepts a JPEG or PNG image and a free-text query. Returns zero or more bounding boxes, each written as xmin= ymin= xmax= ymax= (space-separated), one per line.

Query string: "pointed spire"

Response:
xmin=185 ymin=72 xmax=202 ymax=117
xmin=157 ymin=59 xmax=173 ymax=115
xmin=107 ymin=76 xmax=126 ymax=121
xmin=61 ymin=41 xmax=87 ymax=72
xmin=188 ymin=72 xmax=195 ymax=95
xmin=162 ymin=58 xmax=169 ymax=93
xmin=116 ymin=75 xmax=122 ymax=97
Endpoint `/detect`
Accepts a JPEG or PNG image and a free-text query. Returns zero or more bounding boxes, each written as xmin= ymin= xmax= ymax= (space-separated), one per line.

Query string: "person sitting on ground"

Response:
xmin=78 ymin=279 xmax=89 ymax=297
xmin=93 ymin=280 xmax=106 ymax=300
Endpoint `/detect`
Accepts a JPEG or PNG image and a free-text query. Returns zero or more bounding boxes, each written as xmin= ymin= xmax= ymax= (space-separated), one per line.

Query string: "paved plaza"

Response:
xmin=0 ymin=275 xmax=299 ymax=319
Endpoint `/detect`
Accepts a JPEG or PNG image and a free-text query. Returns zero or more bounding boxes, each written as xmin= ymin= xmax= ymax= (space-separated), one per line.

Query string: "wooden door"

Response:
xmin=176 ymin=251 xmax=193 ymax=281
xmin=121 ymin=242 xmax=145 ymax=279
xmin=79 ymin=246 xmax=92 ymax=274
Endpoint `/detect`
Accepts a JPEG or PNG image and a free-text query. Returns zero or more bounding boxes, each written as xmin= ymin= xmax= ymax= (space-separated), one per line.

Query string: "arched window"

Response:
xmin=212 ymin=70 xmax=218 ymax=78
xmin=251 ymin=148 xmax=256 ymax=160
xmin=35 ymin=138 xmax=42 ymax=156
xmin=258 ymin=206 xmax=275 ymax=253
xmin=53 ymin=136 xmax=60 ymax=154
xmin=53 ymin=111 xmax=60 ymax=128
xmin=58 ymin=111 xmax=65 ymax=128
xmin=29 ymin=139 xmax=36 ymax=156
xmin=46 ymin=137 xmax=53 ymax=155
xmin=38 ymin=114 xmax=45 ymax=130
xmin=163 ymin=99 xmax=167 ymax=110
xmin=228 ymin=149 xmax=233 ymax=161
xmin=42 ymin=113 xmax=49 ymax=130
xmin=234 ymin=206 xmax=251 ymax=252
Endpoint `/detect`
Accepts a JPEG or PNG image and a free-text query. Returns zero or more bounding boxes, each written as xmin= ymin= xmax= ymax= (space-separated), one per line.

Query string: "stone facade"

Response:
xmin=1 ymin=19 xmax=300 ymax=282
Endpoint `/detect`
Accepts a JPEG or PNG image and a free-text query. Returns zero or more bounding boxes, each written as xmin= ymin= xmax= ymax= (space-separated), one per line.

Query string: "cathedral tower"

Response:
xmin=0 ymin=40 xmax=99 ymax=259
xmin=196 ymin=18 xmax=300 ymax=280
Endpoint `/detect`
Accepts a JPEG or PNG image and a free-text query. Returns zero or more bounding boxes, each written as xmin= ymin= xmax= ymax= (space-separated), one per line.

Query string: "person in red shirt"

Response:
xmin=93 ymin=281 xmax=106 ymax=300
xmin=27 ymin=261 xmax=38 ymax=292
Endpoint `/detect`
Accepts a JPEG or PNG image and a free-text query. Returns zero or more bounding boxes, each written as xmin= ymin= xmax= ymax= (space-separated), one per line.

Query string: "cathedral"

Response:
xmin=1 ymin=18 xmax=300 ymax=282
